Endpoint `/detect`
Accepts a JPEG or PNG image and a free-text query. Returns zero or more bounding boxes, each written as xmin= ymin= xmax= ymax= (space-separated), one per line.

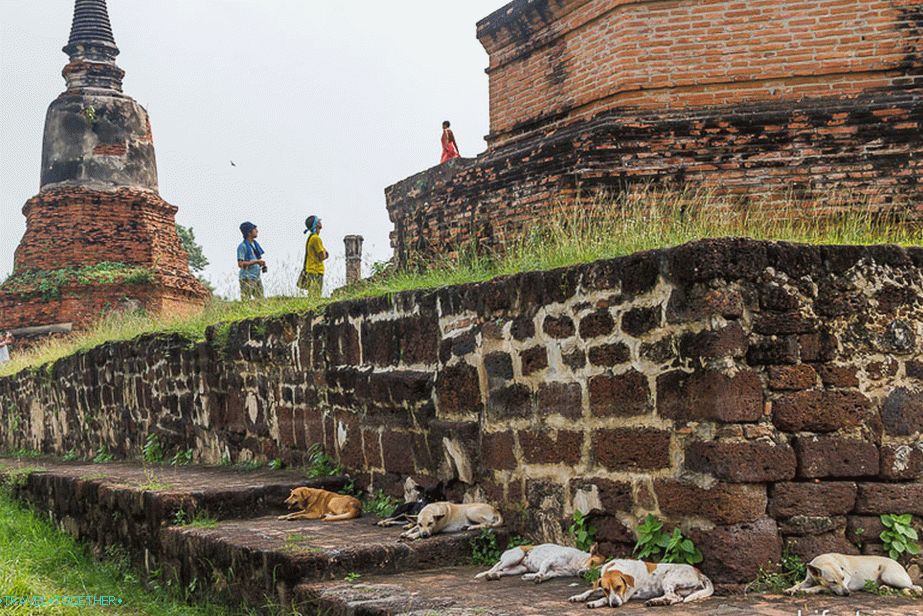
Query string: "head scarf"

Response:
xmin=304 ymin=216 xmax=320 ymax=235
xmin=240 ymin=221 xmax=257 ymax=238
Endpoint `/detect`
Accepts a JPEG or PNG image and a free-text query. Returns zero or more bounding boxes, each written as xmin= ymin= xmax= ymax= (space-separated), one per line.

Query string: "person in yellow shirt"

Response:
xmin=298 ymin=215 xmax=328 ymax=298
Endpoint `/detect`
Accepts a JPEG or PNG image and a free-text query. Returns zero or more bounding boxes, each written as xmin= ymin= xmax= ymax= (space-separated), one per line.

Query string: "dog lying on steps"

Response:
xmin=785 ymin=553 xmax=923 ymax=596
xmin=476 ymin=543 xmax=606 ymax=583
xmin=400 ymin=502 xmax=502 ymax=540
xmin=568 ymin=559 xmax=713 ymax=608
xmin=278 ymin=487 xmax=362 ymax=522
xmin=376 ymin=480 xmax=446 ymax=528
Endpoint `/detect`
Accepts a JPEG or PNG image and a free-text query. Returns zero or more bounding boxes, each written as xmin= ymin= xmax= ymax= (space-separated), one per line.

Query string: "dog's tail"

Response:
xmin=683 ymin=572 xmax=714 ymax=603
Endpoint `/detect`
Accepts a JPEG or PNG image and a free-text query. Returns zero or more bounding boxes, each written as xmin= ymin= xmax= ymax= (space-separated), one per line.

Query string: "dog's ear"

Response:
xmin=807 ymin=564 xmax=822 ymax=578
xmin=589 ymin=542 xmax=599 ymax=555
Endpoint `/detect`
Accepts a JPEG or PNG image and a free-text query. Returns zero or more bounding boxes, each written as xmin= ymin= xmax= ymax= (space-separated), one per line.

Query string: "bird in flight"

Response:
xmin=230 ymin=161 xmax=237 ymax=167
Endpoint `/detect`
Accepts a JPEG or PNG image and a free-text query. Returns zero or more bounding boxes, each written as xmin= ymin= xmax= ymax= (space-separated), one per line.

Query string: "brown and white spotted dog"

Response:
xmin=568 ymin=559 xmax=713 ymax=608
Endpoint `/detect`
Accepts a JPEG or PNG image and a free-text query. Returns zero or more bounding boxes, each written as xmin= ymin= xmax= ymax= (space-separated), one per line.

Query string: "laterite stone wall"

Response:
xmin=386 ymin=0 xmax=923 ymax=266
xmin=1 ymin=239 xmax=922 ymax=585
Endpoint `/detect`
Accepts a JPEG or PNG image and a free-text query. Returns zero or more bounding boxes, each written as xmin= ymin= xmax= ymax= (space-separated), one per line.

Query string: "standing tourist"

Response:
xmin=440 ymin=121 xmax=461 ymax=164
xmin=0 ymin=332 xmax=12 ymax=364
xmin=237 ymin=222 xmax=266 ymax=300
xmin=298 ymin=215 xmax=328 ymax=299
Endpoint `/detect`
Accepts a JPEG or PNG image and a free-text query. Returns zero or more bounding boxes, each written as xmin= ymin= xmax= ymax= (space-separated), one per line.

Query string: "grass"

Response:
xmin=0 ymin=489 xmax=253 ymax=615
xmin=1 ymin=187 xmax=920 ymax=379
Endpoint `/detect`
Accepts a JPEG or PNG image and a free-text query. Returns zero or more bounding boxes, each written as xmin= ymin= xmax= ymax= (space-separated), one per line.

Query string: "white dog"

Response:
xmin=476 ymin=543 xmax=606 ymax=583
xmin=569 ymin=559 xmax=713 ymax=608
xmin=785 ymin=553 xmax=923 ymax=597
xmin=400 ymin=502 xmax=502 ymax=540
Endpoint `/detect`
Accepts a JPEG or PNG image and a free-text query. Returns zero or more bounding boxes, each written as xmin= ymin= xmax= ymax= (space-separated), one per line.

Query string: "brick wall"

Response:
xmin=1 ymin=239 xmax=922 ymax=585
xmin=3 ymin=186 xmax=210 ymax=329
xmin=386 ymin=0 xmax=923 ymax=266
xmin=478 ymin=0 xmax=923 ymax=146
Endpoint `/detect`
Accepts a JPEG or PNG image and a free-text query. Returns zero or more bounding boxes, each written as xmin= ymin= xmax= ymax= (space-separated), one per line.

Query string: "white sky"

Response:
xmin=0 ymin=0 xmax=500 ymax=297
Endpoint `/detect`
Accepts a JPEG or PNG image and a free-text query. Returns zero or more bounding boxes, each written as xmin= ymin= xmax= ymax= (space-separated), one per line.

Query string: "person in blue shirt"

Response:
xmin=237 ymin=222 xmax=266 ymax=300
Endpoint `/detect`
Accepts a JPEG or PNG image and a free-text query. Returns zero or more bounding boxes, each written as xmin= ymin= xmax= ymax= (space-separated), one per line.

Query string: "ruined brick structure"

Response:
xmin=2 ymin=239 xmax=922 ymax=586
xmin=386 ymin=0 xmax=923 ymax=265
xmin=0 ymin=0 xmax=209 ymax=330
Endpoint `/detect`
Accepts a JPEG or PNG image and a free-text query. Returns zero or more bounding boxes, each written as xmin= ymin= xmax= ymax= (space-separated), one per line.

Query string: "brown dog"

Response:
xmin=278 ymin=487 xmax=362 ymax=522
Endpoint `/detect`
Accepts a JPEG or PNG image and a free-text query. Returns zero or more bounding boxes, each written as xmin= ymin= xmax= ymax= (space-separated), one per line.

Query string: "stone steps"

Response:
xmin=3 ymin=458 xmax=921 ymax=615
xmin=294 ymin=566 xmax=923 ymax=616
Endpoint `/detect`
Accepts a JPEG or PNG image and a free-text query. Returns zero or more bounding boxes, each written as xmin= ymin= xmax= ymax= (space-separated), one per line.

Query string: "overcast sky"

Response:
xmin=0 ymin=0 xmax=499 ymax=296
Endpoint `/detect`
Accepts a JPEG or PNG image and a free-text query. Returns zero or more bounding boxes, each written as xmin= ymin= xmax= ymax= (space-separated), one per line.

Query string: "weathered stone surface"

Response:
xmin=747 ymin=336 xmax=800 ymax=365
xmin=569 ymin=478 xmax=632 ymax=514
xmin=688 ymin=518 xmax=781 ymax=583
xmin=679 ymin=323 xmax=747 ymax=359
xmin=587 ymin=342 xmax=631 ymax=367
xmin=657 ymin=369 xmax=763 ymax=422
xmin=769 ymin=482 xmax=857 ymax=518
xmin=519 ymin=346 xmax=548 ymax=376
xmin=880 ymin=443 xmax=923 ymax=481
xmin=592 ymin=428 xmax=671 ymax=471
xmin=685 ymin=440 xmax=796 ymax=482
xmin=543 ymin=315 xmax=576 ymax=339
xmin=654 ymin=480 xmax=767 ymax=525
xmin=487 ymin=384 xmax=532 ymax=420
xmin=856 ymin=483 xmax=923 ymax=515
xmin=779 ymin=515 xmax=845 ymax=537
xmin=666 ymin=284 xmax=744 ymax=324
xmin=816 ymin=365 xmax=859 ymax=388
xmin=799 ymin=331 xmax=838 ymax=363
xmin=518 ymin=430 xmax=583 ymax=465
xmin=767 ymin=365 xmax=817 ymax=391
xmin=485 ymin=352 xmax=514 ymax=380
xmin=436 ymin=364 xmax=482 ymax=416
xmin=881 ymin=388 xmax=923 ymax=436
xmin=772 ymin=390 xmax=870 ymax=433
xmin=589 ymin=370 xmax=651 ymax=417
xmin=579 ymin=310 xmax=615 ymax=339
xmin=795 ymin=437 xmax=879 ymax=479
xmin=481 ymin=431 xmax=516 ymax=471
xmin=536 ymin=382 xmax=582 ymax=419
xmin=785 ymin=530 xmax=860 ymax=560
xmin=621 ymin=306 xmax=662 ymax=337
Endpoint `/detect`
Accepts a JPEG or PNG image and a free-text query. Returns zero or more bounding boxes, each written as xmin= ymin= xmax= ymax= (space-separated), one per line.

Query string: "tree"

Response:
xmin=176 ymin=224 xmax=209 ymax=273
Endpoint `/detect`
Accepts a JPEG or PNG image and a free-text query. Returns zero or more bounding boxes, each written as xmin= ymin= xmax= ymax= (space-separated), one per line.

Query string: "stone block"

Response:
xmin=767 ymin=365 xmax=817 ymax=391
xmin=688 ymin=518 xmax=781 ymax=584
xmin=543 ymin=315 xmax=575 ymax=339
xmin=795 ymin=436 xmax=879 ymax=479
xmin=881 ymin=388 xmax=923 ymax=436
xmin=679 ymin=323 xmax=747 ymax=359
xmin=520 ymin=346 xmax=548 ymax=376
xmin=769 ymin=482 xmax=857 ymax=518
xmin=654 ymin=480 xmax=767 ymax=525
xmin=685 ymin=440 xmax=796 ymax=482
xmin=536 ymin=382 xmax=583 ymax=419
xmin=589 ymin=370 xmax=652 ymax=417
xmin=880 ymin=443 xmax=923 ymax=481
xmin=487 ymin=384 xmax=533 ymax=420
xmin=856 ymin=483 xmax=923 ymax=516
xmin=772 ymin=390 xmax=869 ymax=433
xmin=579 ymin=310 xmax=615 ymax=339
xmin=592 ymin=428 xmax=671 ymax=471
xmin=657 ymin=369 xmax=763 ymax=422
xmin=621 ymin=306 xmax=662 ymax=337
xmin=587 ymin=342 xmax=631 ymax=367
xmin=481 ymin=430 xmax=516 ymax=471
xmin=435 ymin=363 xmax=482 ymax=416
xmin=519 ymin=430 xmax=583 ymax=465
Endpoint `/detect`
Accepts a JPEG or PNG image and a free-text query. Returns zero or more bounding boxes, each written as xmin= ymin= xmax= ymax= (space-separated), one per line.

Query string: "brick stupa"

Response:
xmin=0 ymin=0 xmax=209 ymax=331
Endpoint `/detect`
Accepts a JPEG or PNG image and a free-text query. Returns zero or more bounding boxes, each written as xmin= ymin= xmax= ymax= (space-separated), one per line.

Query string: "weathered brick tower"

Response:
xmin=0 ymin=0 xmax=209 ymax=331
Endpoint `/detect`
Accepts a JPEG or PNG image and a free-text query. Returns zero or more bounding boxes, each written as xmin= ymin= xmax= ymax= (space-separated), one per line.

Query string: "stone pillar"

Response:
xmin=344 ymin=235 xmax=364 ymax=285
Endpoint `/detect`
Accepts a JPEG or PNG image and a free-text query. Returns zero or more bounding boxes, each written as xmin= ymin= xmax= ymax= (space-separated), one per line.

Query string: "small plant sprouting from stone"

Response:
xmin=745 ymin=547 xmax=806 ymax=594
xmin=364 ymin=489 xmax=398 ymax=518
xmin=304 ymin=444 xmax=344 ymax=479
xmin=170 ymin=449 xmax=194 ymax=466
xmin=863 ymin=579 xmax=900 ymax=596
xmin=82 ymin=105 xmax=97 ymax=124
xmin=853 ymin=526 xmax=865 ymax=549
xmin=569 ymin=510 xmax=598 ymax=553
xmin=268 ymin=458 xmax=284 ymax=471
xmin=173 ymin=508 xmax=190 ymax=526
xmin=138 ymin=467 xmax=171 ymax=492
xmin=233 ymin=460 xmax=262 ymax=473
xmin=880 ymin=514 xmax=920 ymax=562
xmin=3 ymin=466 xmax=45 ymax=489
xmin=582 ymin=564 xmax=603 ymax=586
xmin=93 ymin=447 xmax=114 ymax=464
xmin=632 ymin=514 xmax=702 ymax=565
xmin=470 ymin=530 xmax=529 ymax=566
xmin=344 ymin=572 xmax=361 ymax=583
xmin=62 ymin=449 xmax=80 ymax=462
xmin=142 ymin=434 xmax=164 ymax=464
xmin=174 ymin=509 xmax=218 ymax=529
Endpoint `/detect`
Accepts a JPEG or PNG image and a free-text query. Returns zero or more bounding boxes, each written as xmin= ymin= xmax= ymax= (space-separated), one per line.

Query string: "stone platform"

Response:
xmin=1 ymin=458 xmax=921 ymax=615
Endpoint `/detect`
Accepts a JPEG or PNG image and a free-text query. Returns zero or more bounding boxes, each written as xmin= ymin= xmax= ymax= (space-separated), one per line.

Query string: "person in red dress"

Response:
xmin=440 ymin=120 xmax=461 ymax=163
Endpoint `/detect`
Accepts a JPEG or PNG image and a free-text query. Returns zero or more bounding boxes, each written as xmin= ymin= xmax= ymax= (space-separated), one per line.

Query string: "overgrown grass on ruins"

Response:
xmin=2 ymin=187 xmax=920 ymax=378
xmin=0 ymin=490 xmax=276 ymax=615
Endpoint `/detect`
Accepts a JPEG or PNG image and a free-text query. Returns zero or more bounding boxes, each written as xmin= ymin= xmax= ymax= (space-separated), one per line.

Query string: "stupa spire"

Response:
xmin=61 ymin=0 xmax=124 ymax=93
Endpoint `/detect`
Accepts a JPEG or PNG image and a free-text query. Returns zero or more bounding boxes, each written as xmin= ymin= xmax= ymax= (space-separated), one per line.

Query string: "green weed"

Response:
xmin=881 ymin=513 xmax=920 ymax=562
xmin=569 ymin=511 xmax=597 ymax=553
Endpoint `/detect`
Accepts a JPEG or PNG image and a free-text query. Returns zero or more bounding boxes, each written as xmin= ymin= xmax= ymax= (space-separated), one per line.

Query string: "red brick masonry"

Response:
xmin=2 ymin=186 xmax=209 ymax=329
xmin=386 ymin=0 xmax=923 ymax=266
xmin=1 ymin=239 xmax=921 ymax=586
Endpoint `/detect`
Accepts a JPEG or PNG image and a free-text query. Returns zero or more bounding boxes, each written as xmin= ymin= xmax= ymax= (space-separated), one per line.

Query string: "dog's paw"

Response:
xmin=277 ymin=515 xmax=289 ymax=521
xmin=567 ymin=595 xmax=583 ymax=603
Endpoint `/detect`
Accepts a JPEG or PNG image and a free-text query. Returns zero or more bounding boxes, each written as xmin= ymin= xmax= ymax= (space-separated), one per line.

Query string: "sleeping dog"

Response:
xmin=400 ymin=502 xmax=503 ymax=540
xmin=278 ymin=487 xmax=362 ymax=522
xmin=785 ymin=553 xmax=923 ymax=597
xmin=376 ymin=480 xmax=446 ymax=528
xmin=476 ymin=543 xmax=606 ymax=583
xmin=569 ymin=559 xmax=713 ymax=608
